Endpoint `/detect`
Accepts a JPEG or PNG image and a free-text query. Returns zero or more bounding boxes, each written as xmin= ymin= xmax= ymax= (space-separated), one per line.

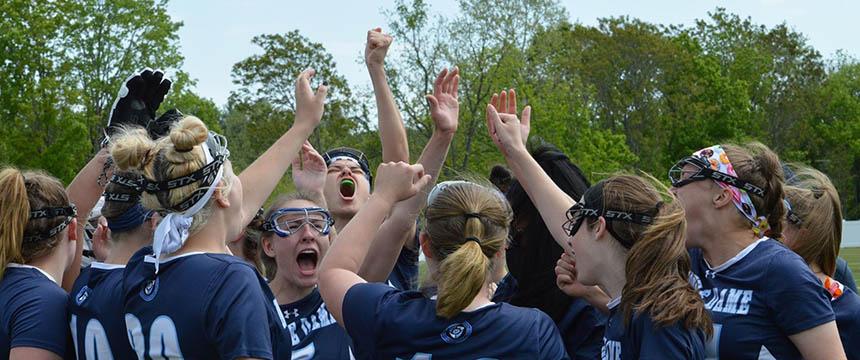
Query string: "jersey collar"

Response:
xmin=703 ymin=237 xmax=769 ymax=274
xmin=607 ymin=296 xmax=621 ymax=310
xmin=90 ymin=262 xmax=126 ymax=270
xmin=144 ymin=251 xmax=207 ymax=265
xmin=7 ymin=263 xmax=57 ymax=284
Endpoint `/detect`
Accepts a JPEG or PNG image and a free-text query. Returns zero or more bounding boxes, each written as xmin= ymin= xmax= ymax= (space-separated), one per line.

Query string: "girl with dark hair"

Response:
xmin=499 ymin=143 xmax=606 ymax=359
xmin=486 ymin=92 xmax=710 ymax=359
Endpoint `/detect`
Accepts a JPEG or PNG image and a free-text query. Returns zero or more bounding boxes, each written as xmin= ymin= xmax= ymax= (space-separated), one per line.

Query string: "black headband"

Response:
xmin=564 ymin=181 xmax=658 ymax=249
xmin=25 ymin=204 xmax=77 ymax=243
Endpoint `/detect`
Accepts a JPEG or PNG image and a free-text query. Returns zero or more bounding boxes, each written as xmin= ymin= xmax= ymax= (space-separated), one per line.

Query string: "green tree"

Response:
xmin=64 ymin=0 xmax=185 ymax=149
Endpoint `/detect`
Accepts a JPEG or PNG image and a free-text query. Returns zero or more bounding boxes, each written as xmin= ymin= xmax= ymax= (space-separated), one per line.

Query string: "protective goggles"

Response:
xmin=668 ymin=156 xmax=766 ymax=198
xmin=25 ymin=204 xmax=78 ymax=243
xmin=561 ymin=182 xmax=657 ymax=249
xmin=263 ymin=207 xmax=334 ymax=238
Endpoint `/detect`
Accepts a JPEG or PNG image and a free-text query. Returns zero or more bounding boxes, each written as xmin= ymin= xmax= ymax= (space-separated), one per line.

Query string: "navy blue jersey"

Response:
xmin=69 ymin=263 xmax=136 ymax=359
xmin=689 ymin=238 xmax=834 ymax=359
xmin=123 ymin=247 xmax=291 ymax=359
xmin=828 ymin=279 xmax=860 ymax=360
xmin=0 ymin=264 xmax=70 ymax=359
xmin=601 ymin=298 xmax=705 ymax=360
xmin=386 ymin=231 xmax=420 ymax=291
xmin=279 ymin=287 xmax=353 ymax=359
xmin=493 ymin=274 xmax=605 ymax=360
xmin=835 ymin=257 xmax=858 ymax=293
xmin=343 ymin=282 xmax=569 ymax=360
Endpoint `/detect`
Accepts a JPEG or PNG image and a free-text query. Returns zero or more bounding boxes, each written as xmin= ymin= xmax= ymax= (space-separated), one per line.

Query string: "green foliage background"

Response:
xmin=3 ymin=0 xmax=860 ymax=218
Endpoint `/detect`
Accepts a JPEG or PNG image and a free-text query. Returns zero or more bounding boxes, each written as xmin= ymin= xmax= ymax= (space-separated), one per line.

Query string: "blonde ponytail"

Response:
xmin=436 ymin=240 xmax=489 ymax=318
xmin=0 ymin=168 xmax=29 ymax=280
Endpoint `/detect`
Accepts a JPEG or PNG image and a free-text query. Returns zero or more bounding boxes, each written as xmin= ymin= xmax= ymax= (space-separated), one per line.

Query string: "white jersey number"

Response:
xmin=125 ymin=314 xmax=184 ymax=359
xmin=70 ymin=315 xmax=115 ymax=360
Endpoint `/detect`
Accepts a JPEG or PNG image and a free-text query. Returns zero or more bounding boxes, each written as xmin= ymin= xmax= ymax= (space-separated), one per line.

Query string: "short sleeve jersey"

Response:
xmin=279 ymin=287 xmax=353 ymax=359
xmin=343 ymin=282 xmax=569 ymax=360
xmin=826 ymin=278 xmax=860 ymax=360
xmin=69 ymin=263 xmax=136 ymax=359
xmin=122 ymin=247 xmax=291 ymax=360
xmin=688 ymin=238 xmax=834 ymax=359
xmin=835 ymin=257 xmax=858 ymax=293
xmin=0 ymin=264 xmax=70 ymax=359
xmin=493 ymin=273 xmax=605 ymax=360
xmin=601 ymin=297 xmax=705 ymax=360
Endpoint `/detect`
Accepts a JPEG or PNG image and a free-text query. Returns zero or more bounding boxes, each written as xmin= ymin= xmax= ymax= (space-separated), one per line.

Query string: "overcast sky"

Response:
xmin=167 ymin=0 xmax=859 ymax=107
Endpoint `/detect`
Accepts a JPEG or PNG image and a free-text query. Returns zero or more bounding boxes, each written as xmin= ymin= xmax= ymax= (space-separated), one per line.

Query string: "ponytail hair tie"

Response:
xmin=464 ymin=213 xmax=481 ymax=219
xmin=465 ymin=236 xmax=480 ymax=244
xmin=654 ymin=201 xmax=664 ymax=211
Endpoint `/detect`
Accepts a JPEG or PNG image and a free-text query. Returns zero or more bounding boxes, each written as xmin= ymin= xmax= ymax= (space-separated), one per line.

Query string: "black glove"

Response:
xmin=104 ymin=68 xmax=172 ymax=144
xmin=147 ymin=108 xmax=185 ymax=140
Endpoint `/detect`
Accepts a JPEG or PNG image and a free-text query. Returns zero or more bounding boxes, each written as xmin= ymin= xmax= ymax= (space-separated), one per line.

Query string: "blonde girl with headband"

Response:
xmin=319 ymin=167 xmax=568 ymax=358
xmin=111 ymin=69 xmax=327 ymax=359
xmin=486 ymin=91 xmax=709 ymax=359
xmin=782 ymin=167 xmax=860 ymax=359
xmin=667 ymin=143 xmax=845 ymax=359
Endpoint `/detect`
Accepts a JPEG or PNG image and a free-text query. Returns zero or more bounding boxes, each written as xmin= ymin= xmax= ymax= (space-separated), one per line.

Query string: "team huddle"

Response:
xmin=1 ymin=28 xmax=859 ymax=360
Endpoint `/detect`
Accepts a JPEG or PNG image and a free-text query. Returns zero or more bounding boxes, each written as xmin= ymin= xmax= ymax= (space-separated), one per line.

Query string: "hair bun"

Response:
xmin=169 ymin=116 xmax=208 ymax=152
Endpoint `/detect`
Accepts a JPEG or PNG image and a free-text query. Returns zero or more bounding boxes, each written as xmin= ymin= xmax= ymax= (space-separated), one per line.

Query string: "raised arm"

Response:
xmin=486 ymin=90 xmax=575 ymax=252
xmin=366 ymin=28 xmax=409 ymax=162
xmin=319 ymin=162 xmax=431 ymax=324
xmin=358 ymin=67 xmax=460 ymax=282
xmin=292 ymin=140 xmax=328 ymax=205
xmin=62 ymin=147 xmax=111 ymax=291
xmin=239 ymin=69 xmax=327 ymax=225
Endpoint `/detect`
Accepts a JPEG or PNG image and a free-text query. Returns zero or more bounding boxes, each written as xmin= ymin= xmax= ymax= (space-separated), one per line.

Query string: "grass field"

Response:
xmin=842 ymin=247 xmax=860 ymax=281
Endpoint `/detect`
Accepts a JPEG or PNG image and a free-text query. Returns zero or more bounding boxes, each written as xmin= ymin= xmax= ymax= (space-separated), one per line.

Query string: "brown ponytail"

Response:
xmin=599 ymin=175 xmax=712 ymax=335
xmin=723 ymin=142 xmax=785 ymax=238
xmin=0 ymin=168 xmax=73 ymax=278
xmin=424 ymin=182 xmax=511 ymax=319
xmin=784 ymin=166 xmax=842 ymax=276
xmin=0 ymin=168 xmax=29 ymax=280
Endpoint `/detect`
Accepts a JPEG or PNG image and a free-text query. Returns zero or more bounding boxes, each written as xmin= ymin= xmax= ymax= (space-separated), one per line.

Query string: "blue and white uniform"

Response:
xmin=122 ymin=246 xmax=291 ymax=359
xmin=689 ymin=238 xmax=834 ymax=359
xmin=494 ymin=274 xmax=605 ymax=360
xmin=343 ymin=282 xmax=569 ymax=360
xmin=601 ymin=297 xmax=705 ymax=360
xmin=69 ymin=263 xmax=135 ymax=359
xmin=280 ymin=287 xmax=353 ymax=360
xmin=825 ymin=278 xmax=860 ymax=360
xmin=0 ymin=264 xmax=70 ymax=359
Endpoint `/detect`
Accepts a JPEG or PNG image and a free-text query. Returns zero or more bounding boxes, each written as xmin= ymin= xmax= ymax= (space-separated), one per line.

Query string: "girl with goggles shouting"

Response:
xmin=668 ymin=144 xmax=845 ymax=359
xmin=260 ymin=143 xmax=354 ymax=360
xmin=487 ymin=91 xmax=710 ymax=359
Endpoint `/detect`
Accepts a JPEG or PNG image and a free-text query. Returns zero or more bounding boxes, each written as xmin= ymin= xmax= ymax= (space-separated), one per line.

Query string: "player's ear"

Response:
xmin=262 ymin=235 xmax=276 ymax=258
xmin=419 ymin=232 xmax=433 ymax=260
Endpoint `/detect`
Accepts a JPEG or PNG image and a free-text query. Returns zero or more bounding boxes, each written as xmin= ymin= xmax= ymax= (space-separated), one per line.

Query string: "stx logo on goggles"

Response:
xmin=580 ymin=208 xmax=600 ymax=217
xmin=707 ymin=171 xmax=765 ymax=197
xmin=30 ymin=209 xmax=49 ymax=218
